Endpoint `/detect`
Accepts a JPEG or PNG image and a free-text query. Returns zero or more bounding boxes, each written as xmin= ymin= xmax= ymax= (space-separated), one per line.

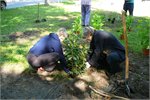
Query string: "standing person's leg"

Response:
xmin=85 ymin=5 xmax=91 ymax=26
xmin=128 ymin=3 xmax=134 ymax=16
xmin=123 ymin=3 xmax=128 ymax=15
xmin=106 ymin=51 xmax=124 ymax=74
xmin=81 ymin=5 xmax=86 ymax=26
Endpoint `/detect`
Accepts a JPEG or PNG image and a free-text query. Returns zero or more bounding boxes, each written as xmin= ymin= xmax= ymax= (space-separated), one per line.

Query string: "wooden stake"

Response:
xmin=121 ymin=10 xmax=129 ymax=80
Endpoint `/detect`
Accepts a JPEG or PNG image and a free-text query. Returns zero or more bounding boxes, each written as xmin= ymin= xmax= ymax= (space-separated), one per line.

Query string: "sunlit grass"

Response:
xmin=0 ymin=4 xmax=79 ymax=73
xmin=0 ymin=3 xmax=149 ymax=74
xmin=1 ymin=5 xmax=77 ymax=35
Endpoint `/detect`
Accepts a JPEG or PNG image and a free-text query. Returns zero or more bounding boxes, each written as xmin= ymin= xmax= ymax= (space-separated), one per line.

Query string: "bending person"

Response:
xmin=83 ymin=27 xmax=125 ymax=74
xmin=27 ymin=28 xmax=71 ymax=75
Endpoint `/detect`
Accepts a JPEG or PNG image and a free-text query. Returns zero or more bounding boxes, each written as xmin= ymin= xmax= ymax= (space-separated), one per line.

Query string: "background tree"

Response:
xmin=45 ymin=0 xmax=49 ymax=5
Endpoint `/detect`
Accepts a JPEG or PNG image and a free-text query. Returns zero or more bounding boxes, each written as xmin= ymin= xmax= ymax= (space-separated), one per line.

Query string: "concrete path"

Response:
xmin=6 ymin=0 xmax=44 ymax=9
xmin=6 ymin=0 xmax=150 ymax=17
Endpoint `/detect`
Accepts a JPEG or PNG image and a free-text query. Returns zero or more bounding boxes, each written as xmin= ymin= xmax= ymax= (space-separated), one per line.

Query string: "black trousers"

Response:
xmin=27 ymin=52 xmax=60 ymax=71
xmin=88 ymin=51 xmax=125 ymax=73
xmin=123 ymin=3 xmax=134 ymax=16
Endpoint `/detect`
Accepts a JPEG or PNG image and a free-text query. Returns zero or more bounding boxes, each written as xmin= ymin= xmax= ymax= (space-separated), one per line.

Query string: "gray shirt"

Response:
xmin=81 ymin=0 xmax=91 ymax=5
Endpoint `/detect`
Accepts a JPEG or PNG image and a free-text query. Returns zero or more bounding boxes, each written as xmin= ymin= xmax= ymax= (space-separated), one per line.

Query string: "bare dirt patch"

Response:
xmin=0 ymin=30 xmax=40 ymax=42
xmin=1 ymin=52 xmax=149 ymax=99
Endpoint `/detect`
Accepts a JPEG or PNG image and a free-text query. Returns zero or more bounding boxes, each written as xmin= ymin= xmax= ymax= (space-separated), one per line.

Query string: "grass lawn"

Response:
xmin=0 ymin=2 xmax=149 ymax=74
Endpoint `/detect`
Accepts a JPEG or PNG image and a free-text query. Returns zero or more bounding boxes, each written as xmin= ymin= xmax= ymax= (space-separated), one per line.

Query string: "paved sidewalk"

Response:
xmin=6 ymin=0 xmax=150 ymax=17
xmin=6 ymin=0 xmax=44 ymax=9
xmin=93 ymin=0 xmax=150 ymax=17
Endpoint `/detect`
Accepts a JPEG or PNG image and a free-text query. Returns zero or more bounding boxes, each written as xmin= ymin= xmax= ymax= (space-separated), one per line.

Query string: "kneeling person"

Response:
xmin=27 ymin=28 xmax=70 ymax=74
xmin=84 ymin=27 xmax=125 ymax=74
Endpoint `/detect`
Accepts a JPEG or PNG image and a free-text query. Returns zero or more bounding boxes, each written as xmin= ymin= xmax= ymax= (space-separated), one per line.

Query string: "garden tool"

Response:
xmin=121 ymin=10 xmax=131 ymax=97
xmin=35 ymin=3 xmax=40 ymax=23
xmin=35 ymin=3 xmax=46 ymax=23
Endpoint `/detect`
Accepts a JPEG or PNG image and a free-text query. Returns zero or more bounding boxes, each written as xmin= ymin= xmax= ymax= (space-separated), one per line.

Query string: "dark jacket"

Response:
xmin=88 ymin=30 xmax=125 ymax=63
xmin=29 ymin=33 xmax=69 ymax=73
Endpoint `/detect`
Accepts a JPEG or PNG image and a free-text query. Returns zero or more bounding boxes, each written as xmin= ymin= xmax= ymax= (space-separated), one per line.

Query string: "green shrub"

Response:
xmin=137 ymin=19 xmax=149 ymax=49
xmin=91 ymin=14 xmax=104 ymax=30
xmin=126 ymin=16 xmax=134 ymax=31
xmin=72 ymin=16 xmax=82 ymax=34
xmin=63 ymin=33 xmax=88 ymax=75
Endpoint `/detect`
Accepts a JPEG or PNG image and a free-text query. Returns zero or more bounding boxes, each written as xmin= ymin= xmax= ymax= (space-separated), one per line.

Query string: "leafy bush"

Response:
xmin=91 ymin=14 xmax=104 ymax=30
xmin=72 ymin=16 xmax=82 ymax=34
xmin=63 ymin=33 xmax=88 ymax=75
xmin=63 ymin=14 xmax=105 ymax=75
xmin=126 ymin=16 xmax=134 ymax=31
xmin=118 ymin=16 xmax=133 ymax=39
xmin=137 ymin=19 xmax=149 ymax=49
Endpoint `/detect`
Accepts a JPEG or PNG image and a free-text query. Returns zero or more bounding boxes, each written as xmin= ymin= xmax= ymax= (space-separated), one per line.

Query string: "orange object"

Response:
xmin=143 ymin=49 xmax=149 ymax=56
xmin=120 ymin=33 xmax=124 ymax=40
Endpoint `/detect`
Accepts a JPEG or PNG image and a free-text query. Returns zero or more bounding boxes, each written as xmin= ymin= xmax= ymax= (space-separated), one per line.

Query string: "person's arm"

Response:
xmin=87 ymin=35 xmax=95 ymax=61
xmin=52 ymin=42 xmax=70 ymax=74
xmin=59 ymin=50 xmax=70 ymax=73
xmin=87 ymin=32 xmax=104 ymax=66
xmin=93 ymin=32 xmax=103 ymax=56
xmin=54 ymin=45 xmax=76 ymax=78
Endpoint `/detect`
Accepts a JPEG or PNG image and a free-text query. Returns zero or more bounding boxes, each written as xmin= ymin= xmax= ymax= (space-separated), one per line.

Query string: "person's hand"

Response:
xmin=38 ymin=67 xmax=45 ymax=71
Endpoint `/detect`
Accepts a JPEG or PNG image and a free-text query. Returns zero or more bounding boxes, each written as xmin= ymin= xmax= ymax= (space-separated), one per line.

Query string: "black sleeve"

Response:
xmin=93 ymin=32 xmax=103 ymax=56
xmin=87 ymin=31 xmax=104 ymax=66
xmin=87 ymin=35 xmax=95 ymax=61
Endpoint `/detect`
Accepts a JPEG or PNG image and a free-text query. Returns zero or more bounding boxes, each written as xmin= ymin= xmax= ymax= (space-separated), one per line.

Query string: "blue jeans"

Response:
xmin=81 ymin=5 xmax=91 ymax=26
xmin=106 ymin=51 xmax=125 ymax=73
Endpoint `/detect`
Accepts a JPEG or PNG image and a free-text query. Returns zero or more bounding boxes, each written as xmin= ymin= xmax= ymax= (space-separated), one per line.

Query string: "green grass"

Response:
xmin=0 ymin=4 xmax=80 ymax=70
xmin=0 ymin=4 xmax=149 ymax=72
xmin=0 ymin=5 xmax=79 ymax=35
xmin=62 ymin=0 xmax=76 ymax=5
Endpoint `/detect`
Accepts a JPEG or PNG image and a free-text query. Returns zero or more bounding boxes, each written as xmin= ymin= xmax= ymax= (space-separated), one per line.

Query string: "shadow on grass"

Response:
xmin=0 ymin=30 xmax=41 ymax=67
xmin=0 ymin=4 xmax=80 ymax=70
xmin=1 ymin=5 xmax=79 ymax=35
